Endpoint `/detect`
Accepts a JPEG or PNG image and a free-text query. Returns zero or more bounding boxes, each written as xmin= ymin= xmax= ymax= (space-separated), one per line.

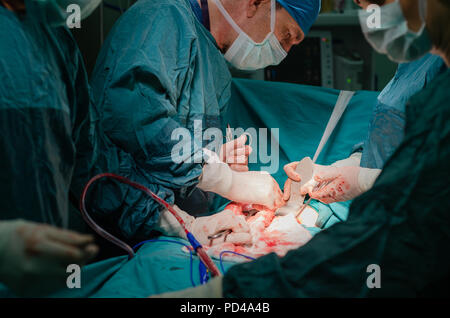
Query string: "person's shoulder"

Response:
xmin=129 ymin=0 xmax=193 ymax=21
xmin=113 ymin=0 xmax=196 ymax=41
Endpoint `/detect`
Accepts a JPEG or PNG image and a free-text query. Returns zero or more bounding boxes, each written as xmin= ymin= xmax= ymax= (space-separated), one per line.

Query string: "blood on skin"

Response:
xmin=234 ymin=245 xmax=247 ymax=254
xmin=245 ymin=210 xmax=274 ymax=228
xmin=240 ymin=204 xmax=254 ymax=212
xmin=224 ymin=203 xmax=244 ymax=216
xmin=203 ymin=204 xmax=311 ymax=262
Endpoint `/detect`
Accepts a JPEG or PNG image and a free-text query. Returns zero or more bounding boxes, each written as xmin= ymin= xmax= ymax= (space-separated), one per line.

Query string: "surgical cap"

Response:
xmin=276 ymin=0 xmax=321 ymax=35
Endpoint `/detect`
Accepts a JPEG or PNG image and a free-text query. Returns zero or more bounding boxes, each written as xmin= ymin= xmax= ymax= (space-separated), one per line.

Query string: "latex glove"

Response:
xmin=156 ymin=206 xmax=252 ymax=246
xmin=0 ymin=220 xmax=98 ymax=296
xmin=301 ymin=165 xmax=381 ymax=203
xmin=219 ymin=134 xmax=252 ymax=172
xmin=189 ymin=210 xmax=252 ymax=246
xmin=151 ymin=276 xmax=223 ymax=298
xmin=282 ymin=153 xmax=364 ymax=201
xmin=198 ymin=162 xmax=284 ymax=210
xmin=282 ymin=161 xmax=302 ymax=201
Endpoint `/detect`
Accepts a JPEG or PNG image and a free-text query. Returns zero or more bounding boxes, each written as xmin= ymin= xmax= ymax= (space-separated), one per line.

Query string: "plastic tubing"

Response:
xmin=79 ymin=173 xmax=222 ymax=276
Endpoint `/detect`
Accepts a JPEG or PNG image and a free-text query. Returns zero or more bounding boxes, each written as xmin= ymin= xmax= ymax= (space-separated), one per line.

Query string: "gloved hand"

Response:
xmin=151 ymin=276 xmax=223 ymax=298
xmin=156 ymin=206 xmax=252 ymax=246
xmin=283 ymin=153 xmax=363 ymax=201
xmin=219 ymin=134 xmax=252 ymax=172
xmin=301 ymin=165 xmax=365 ymax=203
xmin=300 ymin=165 xmax=382 ymax=204
xmin=284 ymin=153 xmax=381 ymax=204
xmin=282 ymin=160 xmax=303 ymax=201
xmin=198 ymin=162 xmax=284 ymax=210
xmin=189 ymin=210 xmax=252 ymax=246
xmin=0 ymin=220 xmax=98 ymax=296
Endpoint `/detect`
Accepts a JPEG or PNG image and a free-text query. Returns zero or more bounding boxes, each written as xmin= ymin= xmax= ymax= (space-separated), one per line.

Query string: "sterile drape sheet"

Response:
xmin=0 ymin=79 xmax=378 ymax=298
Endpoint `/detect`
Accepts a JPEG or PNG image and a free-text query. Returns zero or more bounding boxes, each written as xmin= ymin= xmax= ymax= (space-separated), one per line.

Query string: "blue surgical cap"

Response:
xmin=276 ymin=0 xmax=321 ymax=35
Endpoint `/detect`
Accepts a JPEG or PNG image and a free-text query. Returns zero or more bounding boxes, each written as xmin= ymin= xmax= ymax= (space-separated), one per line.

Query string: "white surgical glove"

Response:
xmin=155 ymin=206 xmax=252 ymax=246
xmin=330 ymin=152 xmax=363 ymax=167
xmin=198 ymin=162 xmax=284 ymax=210
xmin=300 ymin=153 xmax=381 ymax=203
xmin=151 ymin=276 xmax=223 ymax=298
xmin=219 ymin=134 xmax=252 ymax=172
xmin=0 ymin=220 xmax=98 ymax=296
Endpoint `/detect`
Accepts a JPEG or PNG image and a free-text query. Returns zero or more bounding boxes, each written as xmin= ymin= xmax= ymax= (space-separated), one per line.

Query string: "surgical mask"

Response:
xmin=213 ymin=0 xmax=287 ymax=71
xmin=359 ymin=0 xmax=431 ymax=63
xmin=28 ymin=0 xmax=102 ymax=26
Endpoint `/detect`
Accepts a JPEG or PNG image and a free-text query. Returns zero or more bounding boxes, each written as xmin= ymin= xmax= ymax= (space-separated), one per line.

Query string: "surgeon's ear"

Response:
xmin=246 ymin=0 xmax=268 ymax=18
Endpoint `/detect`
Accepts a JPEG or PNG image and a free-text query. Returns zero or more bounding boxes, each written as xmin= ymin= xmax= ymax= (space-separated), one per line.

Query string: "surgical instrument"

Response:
xmin=208 ymin=229 xmax=232 ymax=246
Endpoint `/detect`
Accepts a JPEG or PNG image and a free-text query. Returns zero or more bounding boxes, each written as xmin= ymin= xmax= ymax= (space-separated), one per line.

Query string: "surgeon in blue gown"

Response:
xmin=81 ymin=0 xmax=321 ymax=244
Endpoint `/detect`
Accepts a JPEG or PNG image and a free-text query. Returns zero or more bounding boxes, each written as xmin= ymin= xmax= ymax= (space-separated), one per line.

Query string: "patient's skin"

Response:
xmin=205 ymin=203 xmax=312 ymax=261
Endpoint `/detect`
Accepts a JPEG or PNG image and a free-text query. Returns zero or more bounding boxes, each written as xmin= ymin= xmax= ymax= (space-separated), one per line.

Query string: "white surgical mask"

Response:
xmin=359 ymin=0 xmax=431 ymax=63
xmin=213 ymin=0 xmax=287 ymax=71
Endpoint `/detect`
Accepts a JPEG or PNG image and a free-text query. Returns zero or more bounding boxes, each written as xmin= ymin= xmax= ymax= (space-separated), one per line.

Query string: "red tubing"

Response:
xmin=80 ymin=174 xmax=136 ymax=259
xmin=196 ymin=247 xmax=221 ymax=277
xmin=80 ymin=173 xmax=221 ymax=277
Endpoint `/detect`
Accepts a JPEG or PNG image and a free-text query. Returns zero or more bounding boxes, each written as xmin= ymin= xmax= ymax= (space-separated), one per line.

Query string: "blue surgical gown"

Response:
xmin=81 ymin=0 xmax=232 ymax=241
xmin=360 ymin=54 xmax=445 ymax=169
xmin=0 ymin=2 xmax=93 ymax=231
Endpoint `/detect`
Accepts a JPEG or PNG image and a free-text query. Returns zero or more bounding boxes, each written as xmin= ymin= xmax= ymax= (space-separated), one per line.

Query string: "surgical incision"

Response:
xmin=200 ymin=203 xmax=313 ymax=262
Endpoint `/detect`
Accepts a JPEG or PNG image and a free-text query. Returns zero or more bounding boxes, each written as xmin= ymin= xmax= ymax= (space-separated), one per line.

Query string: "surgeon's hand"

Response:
xmin=300 ymin=165 xmax=381 ymax=204
xmin=220 ymin=135 xmax=252 ymax=172
xmin=189 ymin=210 xmax=252 ymax=246
xmin=300 ymin=165 xmax=362 ymax=203
xmin=0 ymin=220 xmax=98 ymax=296
xmin=156 ymin=205 xmax=251 ymax=246
xmin=198 ymin=162 xmax=284 ymax=211
xmin=282 ymin=161 xmax=302 ymax=201
xmin=227 ymin=171 xmax=284 ymax=211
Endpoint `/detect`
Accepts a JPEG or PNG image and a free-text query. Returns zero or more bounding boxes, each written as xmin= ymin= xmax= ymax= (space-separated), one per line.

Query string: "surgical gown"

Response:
xmin=80 ymin=0 xmax=232 ymax=241
xmin=223 ymin=69 xmax=450 ymax=297
xmin=0 ymin=3 xmax=93 ymax=231
xmin=360 ymin=54 xmax=445 ymax=169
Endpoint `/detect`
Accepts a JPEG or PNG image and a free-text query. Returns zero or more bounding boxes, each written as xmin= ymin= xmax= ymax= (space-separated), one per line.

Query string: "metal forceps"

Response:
xmin=207 ymin=229 xmax=232 ymax=246
xmin=296 ymin=180 xmax=333 ymax=218
xmin=206 ymin=207 xmax=259 ymax=245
